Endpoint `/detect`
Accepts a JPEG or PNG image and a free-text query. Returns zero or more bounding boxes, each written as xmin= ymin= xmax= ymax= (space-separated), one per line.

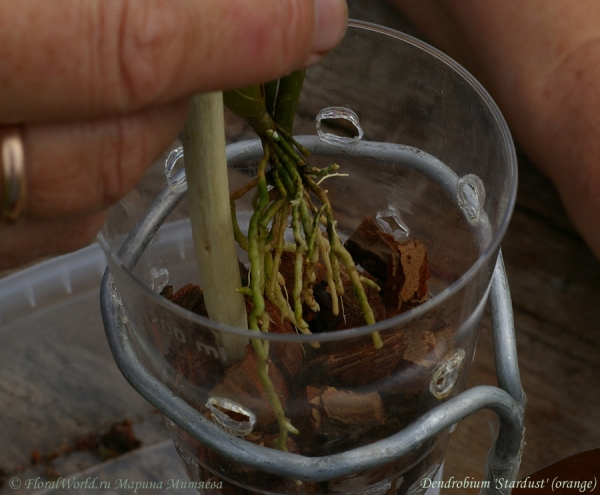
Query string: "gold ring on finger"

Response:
xmin=1 ymin=127 xmax=26 ymax=223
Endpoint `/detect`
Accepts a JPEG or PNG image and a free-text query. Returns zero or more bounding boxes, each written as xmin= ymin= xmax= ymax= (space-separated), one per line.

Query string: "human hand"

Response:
xmin=0 ymin=0 xmax=348 ymax=271
xmin=389 ymin=0 xmax=600 ymax=261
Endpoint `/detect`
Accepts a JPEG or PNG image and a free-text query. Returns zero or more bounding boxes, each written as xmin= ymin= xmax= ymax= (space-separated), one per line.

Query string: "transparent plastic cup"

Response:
xmin=99 ymin=21 xmax=517 ymax=495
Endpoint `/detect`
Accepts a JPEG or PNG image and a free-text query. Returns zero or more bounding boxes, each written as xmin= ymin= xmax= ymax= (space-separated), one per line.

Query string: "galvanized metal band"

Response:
xmin=100 ymin=263 xmax=524 ymax=483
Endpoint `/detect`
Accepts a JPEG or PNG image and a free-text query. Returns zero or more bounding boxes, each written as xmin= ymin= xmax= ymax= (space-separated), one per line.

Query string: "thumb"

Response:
xmin=0 ymin=0 xmax=348 ymax=122
xmin=188 ymin=0 xmax=350 ymax=85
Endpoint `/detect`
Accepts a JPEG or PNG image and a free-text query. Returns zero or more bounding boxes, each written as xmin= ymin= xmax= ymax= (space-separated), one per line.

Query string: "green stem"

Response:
xmin=223 ymin=72 xmax=386 ymax=451
xmin=273 ymin=69 xmax=306 ymax=133
xmin=223 ymin=86 xmax=274 ymax=136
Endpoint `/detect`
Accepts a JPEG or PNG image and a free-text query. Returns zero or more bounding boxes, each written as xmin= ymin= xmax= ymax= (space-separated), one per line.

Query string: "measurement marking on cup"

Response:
xmin=148 ymin=311 xmax=222 ymax=360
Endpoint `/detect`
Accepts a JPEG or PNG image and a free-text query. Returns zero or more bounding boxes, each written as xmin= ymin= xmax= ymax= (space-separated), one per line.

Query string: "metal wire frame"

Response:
xmin=100 ymin=138 xmax=525 ymax=494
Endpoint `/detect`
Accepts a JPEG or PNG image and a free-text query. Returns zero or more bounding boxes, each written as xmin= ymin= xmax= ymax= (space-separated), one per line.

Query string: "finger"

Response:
xmin=23 ymin=99 xmax=189 ymax=220
xmin=0 ymin=0 xmax=348 ymax=122
xmin=0 ymin=212 xmax=106 ymax=271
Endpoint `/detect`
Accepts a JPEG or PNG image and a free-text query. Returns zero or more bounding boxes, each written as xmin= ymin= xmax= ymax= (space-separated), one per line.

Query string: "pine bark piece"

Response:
xmin=163 ymin=261 xmax=248 ymax=316
xmin=377 ymin=314 xmax=455 ymax=398
xmin=162 ymin=283 xmax=208 ymax=317
xmin=344 ymin=218 xmax=394 ymax=281
xmin=99 ymin=420 xmax=142 ymax=458
xmin=161 ymin=284 xmax=223 ymax=387
xmin=309 ymin=261 xmax=386 ymax=333
xmin=209 ymin=347 xmax=290 ymax=433
xmin=289 ymin=386 xmax=389 ymax=457
xmin=395 ymin=239 xmax=431 ymax=308
xmin=300 ymin=313 xmax=453 ymax=390
xmin=168 ymin=344 xmax=224 ymax=389
xmin=344 ymin=218 xmax=430 ymax=315
xmin=308 ymin=387 xmax=387 ymax=428
xmin=299 ymin=328 xmax=406 ymax=388
xmin=402 ymin=321 xmax=454 ymax=367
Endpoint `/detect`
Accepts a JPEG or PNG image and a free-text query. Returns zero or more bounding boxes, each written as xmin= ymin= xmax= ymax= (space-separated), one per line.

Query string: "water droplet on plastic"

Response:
xmin=316 ymin=107 xmax=364 ymax=146
xmin=165 ymin=147 xmax=187 ymax=191
xmin=150 ymin=267 xmax=170 ymax=292
xmin=449 ymin=422 xmax=458 ymax=433
xmin=376 ymin=204 xmax=410 ymax=240
xmin=108 ymin=275 xmax=130 ymax=324
xmin=457 ymin=174 xmax=485 ymax=225
xmin=174 ymin=444 xmax=200 ymax=469
xmin=177 ymin=237 xmax=187 ymax=261
xmin=24 ymin=285 xmax=36 ymax=308
xmin=108 ymin=275 xmax=122 ymax=306
xmin=430 ymin=349 xmax=466 ymax=399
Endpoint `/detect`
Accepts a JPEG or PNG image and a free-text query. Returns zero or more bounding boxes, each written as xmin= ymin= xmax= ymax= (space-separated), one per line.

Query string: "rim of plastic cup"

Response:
xmin=98 ymin=20 xmax=517 ymax=343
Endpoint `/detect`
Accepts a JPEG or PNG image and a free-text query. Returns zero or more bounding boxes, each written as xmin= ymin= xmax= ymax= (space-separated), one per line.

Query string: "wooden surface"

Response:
xmin=348 ymin=0 xmax=600 ymax=491
xmin=443 ymin=153 xmax=600 ymax=489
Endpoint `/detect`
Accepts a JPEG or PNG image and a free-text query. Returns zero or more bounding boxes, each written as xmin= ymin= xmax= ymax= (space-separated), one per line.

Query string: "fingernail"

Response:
xmin=312 ymin=0 xmax=348 ymax=56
